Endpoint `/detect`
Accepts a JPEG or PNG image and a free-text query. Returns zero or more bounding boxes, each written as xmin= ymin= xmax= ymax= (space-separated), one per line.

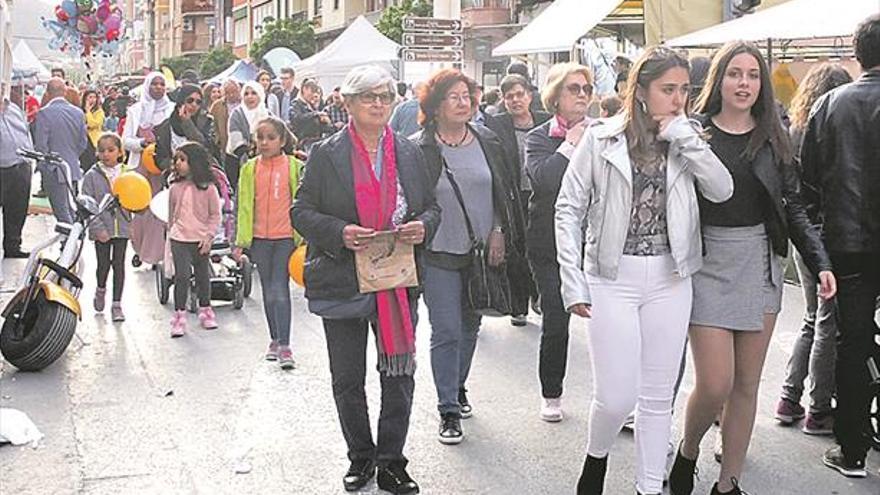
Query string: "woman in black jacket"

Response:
xmin=523 ymin=62 xmax=593 ymax=423
xmin=668 ymin=41 xmax=836 ymax=495
xmin=291 ymin=65 xmax=439 ymax=495
xmin=155 ymin=84 xmax=219 ymax=169
xmin=412 ymin=68 xmax=528 ymax=445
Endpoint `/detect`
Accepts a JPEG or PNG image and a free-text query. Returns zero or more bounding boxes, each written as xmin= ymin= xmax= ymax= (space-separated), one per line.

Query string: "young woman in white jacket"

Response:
xmin=555 ymin=46 xmax=733 ymax=495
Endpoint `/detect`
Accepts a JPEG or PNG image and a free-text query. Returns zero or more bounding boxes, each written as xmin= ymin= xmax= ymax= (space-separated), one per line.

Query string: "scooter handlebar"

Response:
xmin=17 ymin=148 xmax=64 ymax=164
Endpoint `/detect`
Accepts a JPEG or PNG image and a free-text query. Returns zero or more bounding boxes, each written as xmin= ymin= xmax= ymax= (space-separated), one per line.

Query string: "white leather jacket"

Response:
xmin=555 ymin=114 xmax=734 ymax=309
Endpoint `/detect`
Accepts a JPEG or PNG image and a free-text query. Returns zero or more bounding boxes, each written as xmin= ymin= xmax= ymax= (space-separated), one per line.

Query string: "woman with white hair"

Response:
xmin=123 ymin=71 xmax=175 ymax=266
xmin=291 ymin=65 xmax=440 ymax=494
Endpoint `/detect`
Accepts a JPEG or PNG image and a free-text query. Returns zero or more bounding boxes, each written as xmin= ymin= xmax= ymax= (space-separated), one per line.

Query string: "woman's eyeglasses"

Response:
xmin=357 ymin=92 xmax=395 ymax=105
xmin=185 ymin=96 xmax=203 ymax=105
xmin=565 ymin=83 xmax=593 ymax=96
xmin=444 ymin=93 xmax=472 ymax=104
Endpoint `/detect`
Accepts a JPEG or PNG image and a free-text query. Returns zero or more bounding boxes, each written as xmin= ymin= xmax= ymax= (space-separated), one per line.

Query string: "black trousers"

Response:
xmin=530 ymin=253 xmax=572 ymax=399
xmin=170 ymin=240 xmax=211 ymax=311
xmin=95 ymin=238 xmax=127 ymax=301
xmin=323 ymin=317 xmax=414 ymax=466
xmin=830 ymin=252 xmax=880 ymax=461
xmin=0 ymin=162 xmax=32 ymax=252
xmin=224 ymin=153 xmax=240 ymax=193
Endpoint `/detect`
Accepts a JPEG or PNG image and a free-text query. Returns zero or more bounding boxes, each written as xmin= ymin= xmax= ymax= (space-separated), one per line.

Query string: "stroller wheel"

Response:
xmin=131 ymin=254 xmax=142 ymax=268
xmin=240 ymin=257 xmax=254 ymax=298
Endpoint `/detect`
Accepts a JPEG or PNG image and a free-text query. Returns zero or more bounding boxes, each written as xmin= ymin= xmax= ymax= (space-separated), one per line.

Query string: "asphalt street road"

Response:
xmin=1 ymin=214 xmax=878 ymax=494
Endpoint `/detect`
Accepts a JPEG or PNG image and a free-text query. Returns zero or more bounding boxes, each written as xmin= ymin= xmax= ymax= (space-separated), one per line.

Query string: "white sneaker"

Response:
xmin=713 ymin=426 xmax=723 ymax=463
xmin=540 ymin=398 xmax=564 ymax=422
xmin=622 ymin=412 xmax=635 ymax=431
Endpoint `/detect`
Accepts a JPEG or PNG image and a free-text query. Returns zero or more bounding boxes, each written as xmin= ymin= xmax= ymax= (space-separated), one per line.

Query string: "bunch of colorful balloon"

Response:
xmin=42 ymin=0 xmax=125 ymax=57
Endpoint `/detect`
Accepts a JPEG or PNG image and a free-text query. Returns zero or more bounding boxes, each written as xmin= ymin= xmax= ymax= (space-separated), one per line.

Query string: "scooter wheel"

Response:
xmin=241 ymin=257 xmax=253 ymax=298
xmin=0 ymin=293 xmax=77 ymax=371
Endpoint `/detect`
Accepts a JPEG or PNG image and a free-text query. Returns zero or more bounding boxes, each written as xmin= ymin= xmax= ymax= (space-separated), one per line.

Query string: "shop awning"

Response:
xmin=666 ymin=0 xmax=878 ymax=47
xmin=492 ymin=0 xmax=629 ymax=56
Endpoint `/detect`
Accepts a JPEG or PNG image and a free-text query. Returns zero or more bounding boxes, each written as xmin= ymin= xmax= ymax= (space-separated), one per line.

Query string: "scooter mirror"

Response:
xmin=77 ymin=195 xmax=101 ymax=215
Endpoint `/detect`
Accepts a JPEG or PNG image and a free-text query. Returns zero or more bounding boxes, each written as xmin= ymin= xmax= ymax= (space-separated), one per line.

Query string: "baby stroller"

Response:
xmin=154 ymin=166 xmax=253 ymax=310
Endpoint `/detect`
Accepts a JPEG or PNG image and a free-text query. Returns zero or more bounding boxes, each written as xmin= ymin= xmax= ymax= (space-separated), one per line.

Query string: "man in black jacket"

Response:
xmin=289 ymin=78 xmax=335 ymax=152
xmin=800 ymin=13 xmax=880 ymax=478
xmin=485 ymin=74 xmax=550 ymax=326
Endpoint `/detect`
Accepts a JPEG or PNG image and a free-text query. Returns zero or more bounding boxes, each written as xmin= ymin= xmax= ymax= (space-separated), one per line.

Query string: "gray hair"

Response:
xmin=340 ymin=65 xmax=395 ymax=97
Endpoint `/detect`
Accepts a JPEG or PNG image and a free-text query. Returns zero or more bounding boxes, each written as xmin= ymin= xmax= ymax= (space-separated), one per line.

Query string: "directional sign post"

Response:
xmin=401 ymin=49 xmax=463 ymax=63
xmin=402 ymin=16 xmax=462 ymax=33
xmin=403 ymin=33 xmax=463 ymax=49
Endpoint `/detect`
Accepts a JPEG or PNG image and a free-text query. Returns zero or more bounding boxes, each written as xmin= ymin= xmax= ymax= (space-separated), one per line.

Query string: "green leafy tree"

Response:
xmin=160 ymin=55 xmax=201 ymax=80
xmin=249 ymin=17 xmax=317 ymax=65
xmin=377 ymin=0 xmax=433 ymax=44
xmin=199 ymin=45 xmax=238 ymax=79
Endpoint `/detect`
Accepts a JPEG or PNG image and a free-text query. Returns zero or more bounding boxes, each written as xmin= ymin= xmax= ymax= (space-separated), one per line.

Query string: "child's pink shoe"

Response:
xmin=198 ymin=307 xmax=218 ymax=330
xmin=170 ymin=310 xmax=186 ymax=338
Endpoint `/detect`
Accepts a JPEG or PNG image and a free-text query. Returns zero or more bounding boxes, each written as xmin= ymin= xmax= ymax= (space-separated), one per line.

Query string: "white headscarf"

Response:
xmin=240 ymin=80 xmax=270 ymax=131
xmin=138 ymin=71 xmax=172 ymax=129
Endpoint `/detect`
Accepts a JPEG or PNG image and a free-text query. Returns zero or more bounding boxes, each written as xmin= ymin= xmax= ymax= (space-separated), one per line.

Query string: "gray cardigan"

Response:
xmin=80 ymin=165 xmax=131 ymax=240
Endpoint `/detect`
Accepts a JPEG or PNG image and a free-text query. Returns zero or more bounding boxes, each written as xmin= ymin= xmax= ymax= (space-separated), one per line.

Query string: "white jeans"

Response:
xmin=585 ymin=255 xmax=692 ymax=494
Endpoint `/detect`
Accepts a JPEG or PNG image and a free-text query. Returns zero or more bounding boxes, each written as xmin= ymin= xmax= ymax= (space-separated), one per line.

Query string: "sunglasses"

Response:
xmin=357 ymin=92 xmax=395 ymax=105
xmin=185 ymin=96 xmax=203 ymax=105
xmin=565 ymin=83 xmax=593 ymax=96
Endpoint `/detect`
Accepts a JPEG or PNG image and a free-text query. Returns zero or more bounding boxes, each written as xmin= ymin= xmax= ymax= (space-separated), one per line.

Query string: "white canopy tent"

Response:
xmin=492 ymin=0 xmax=626 ymax=56
xmin=666 ymin=0 xmax=879 ymax=47
xmin=1 ymin=0 xmax=12 ymax=97
xmin=12 ymin=40 xmax=50 ymax=84
xmin=293 ymin=16 xmax=400 ymax=91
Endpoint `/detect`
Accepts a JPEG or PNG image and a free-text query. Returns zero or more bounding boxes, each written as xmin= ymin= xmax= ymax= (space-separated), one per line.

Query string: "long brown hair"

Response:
xmin=694 ymin=41 xmax=792 ymax=165
xmin=622 ymin=46 xmax=690 ymax=164
xmin=788 ymin=63 xmax=852 ymax=131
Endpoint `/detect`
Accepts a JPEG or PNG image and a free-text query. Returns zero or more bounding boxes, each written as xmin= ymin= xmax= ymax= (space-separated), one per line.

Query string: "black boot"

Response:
xmin=576 ymin=454 xmax=607 ymax=494
xmin=710 ymin=478 xmax=748 ymax=495
xmin=668 ymin=445 xmax=698 ymax=495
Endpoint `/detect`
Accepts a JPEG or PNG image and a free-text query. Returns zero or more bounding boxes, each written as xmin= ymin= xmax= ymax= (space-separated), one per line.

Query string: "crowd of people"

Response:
xmin=1 ymin=11 xmax=879 ymax=495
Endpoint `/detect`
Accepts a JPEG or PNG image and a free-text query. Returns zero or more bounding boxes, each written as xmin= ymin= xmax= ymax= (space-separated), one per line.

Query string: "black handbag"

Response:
xmin=442 ymin=160 xmax=513 ymax=317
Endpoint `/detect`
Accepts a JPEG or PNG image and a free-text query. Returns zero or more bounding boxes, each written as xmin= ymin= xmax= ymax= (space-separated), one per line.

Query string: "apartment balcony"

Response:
xmin=462 ymin=0 xmax=511 ymax=29
xmin=181 ymin=31 xmax=212 ymax=53
xmin=181 ymin=0 xmax=214 ymax=15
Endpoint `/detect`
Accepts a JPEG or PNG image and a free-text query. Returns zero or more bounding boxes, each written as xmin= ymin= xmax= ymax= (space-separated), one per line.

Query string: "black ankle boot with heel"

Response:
xmin=576 ymin=454 xmax=607 ymax=494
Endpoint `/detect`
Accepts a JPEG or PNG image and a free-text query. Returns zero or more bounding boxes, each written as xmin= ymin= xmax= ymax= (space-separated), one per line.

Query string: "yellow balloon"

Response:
xmin=142 ymin=143 xmax=161 ymax=175
xmin=288 ymin=245 xmax=307 ymax=287
xmin=112 ymin=172 xmax=152 ymax=212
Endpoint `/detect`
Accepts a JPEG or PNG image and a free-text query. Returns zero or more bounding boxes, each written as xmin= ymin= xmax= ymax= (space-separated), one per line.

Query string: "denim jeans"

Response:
xmin=249 ymin=238 xmax=295 ymax=346
xmin=830 ymin=252 xmax=880 ymax=461
xmin=323 ymin=317 xmax=414 ymax=466
xmin=422 ymin=263 xmax=481 ymax=416
xmin=529 ymin=254 xmax=572 ymax=399
xmin=780 ymin=249 xmax=837 ymax=414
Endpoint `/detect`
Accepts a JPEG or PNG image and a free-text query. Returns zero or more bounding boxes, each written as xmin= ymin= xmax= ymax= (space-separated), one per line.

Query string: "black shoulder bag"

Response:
xmin=441 ymin=160 xmax=513 ymax=317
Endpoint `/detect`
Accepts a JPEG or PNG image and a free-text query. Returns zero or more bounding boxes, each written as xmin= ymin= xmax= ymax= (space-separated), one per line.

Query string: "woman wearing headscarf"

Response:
xmin=154 ymin=84 xmax=219 ymax=168
xmin=227 ymin=81 xmax=270 ymax=173
xmin=123 ymin=71 xmax=175 ymax=266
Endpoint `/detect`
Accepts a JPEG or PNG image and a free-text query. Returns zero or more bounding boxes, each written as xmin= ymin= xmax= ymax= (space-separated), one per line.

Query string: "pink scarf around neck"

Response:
xmin=348 ymin=122 xmax=416 ymax=376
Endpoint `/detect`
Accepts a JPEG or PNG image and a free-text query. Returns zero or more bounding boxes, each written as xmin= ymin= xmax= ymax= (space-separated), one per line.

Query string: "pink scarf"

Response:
xmin=549 ymin=114 xmax=587 ymax=139
xmin=348 ymin=122 xmax=416 ymax=376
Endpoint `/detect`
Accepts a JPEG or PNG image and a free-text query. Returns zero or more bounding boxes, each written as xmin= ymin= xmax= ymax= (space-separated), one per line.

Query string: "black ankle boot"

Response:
xmin=668 ymin=445 xmax=698 ymax=495
xmin=576 ymin=454 xmax=607 ymax=494
xmin=710 ymin=478 xmax=748 ymax=495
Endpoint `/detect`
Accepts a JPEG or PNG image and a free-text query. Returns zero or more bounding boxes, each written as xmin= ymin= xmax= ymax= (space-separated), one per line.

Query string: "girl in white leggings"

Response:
xmin=555 ymin=46 xmax=733 ymax=495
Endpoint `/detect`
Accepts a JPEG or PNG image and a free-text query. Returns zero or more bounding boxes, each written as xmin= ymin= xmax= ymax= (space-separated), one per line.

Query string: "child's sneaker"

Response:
xmin=278 ymin=346 xmax=295 ymax=370
xmin=170 ymin=311 xmax=186 ymax=338
xmin=111 ymin=303 xmax=125 ymax=322
xmin=265 ymin=341 xmax=280 ymax=361
xmin=775 ymin=397 xmax=805 ymax=425
xmin=198 ymin=307 xmax=218 ymax=330
xmin=802 ymin=412 xmax=834 ymax=436
xmin=93 ymin=287 xmax=106 ymax=312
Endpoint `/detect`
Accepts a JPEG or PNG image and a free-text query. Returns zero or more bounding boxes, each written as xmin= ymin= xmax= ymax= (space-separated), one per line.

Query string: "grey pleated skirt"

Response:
xmin=691 ymin=224 xmax=783 ymax=331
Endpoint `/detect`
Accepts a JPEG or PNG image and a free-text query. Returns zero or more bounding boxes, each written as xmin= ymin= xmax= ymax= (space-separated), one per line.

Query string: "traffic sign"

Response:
xmin=402 ymin=49 xmax=463 ymax=63
xmin=403 ymin=33 xmax=463 ymax=48
xmin=402 ymin=16 xmax=463 ymax=32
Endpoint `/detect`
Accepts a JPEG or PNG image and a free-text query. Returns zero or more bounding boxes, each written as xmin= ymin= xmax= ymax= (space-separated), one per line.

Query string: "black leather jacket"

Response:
xmin=800 ymin=69 xmax=880 ymax=254
xmin=155 ymin=110 xmax=219 ymax=169
xmin=696 ymin=114 xmax=832 ymax=275
xmin=290 ymin=129 xmax=441 ymax=300
xmin=485 ymin=110 xmax=552 ymax=190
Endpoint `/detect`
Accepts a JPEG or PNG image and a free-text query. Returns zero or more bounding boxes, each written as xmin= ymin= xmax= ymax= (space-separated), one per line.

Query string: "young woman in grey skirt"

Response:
xmin=556 ymin=47 xmax=733 ymax=495
xmin=668 ymin=41 xmax=837 ymax=495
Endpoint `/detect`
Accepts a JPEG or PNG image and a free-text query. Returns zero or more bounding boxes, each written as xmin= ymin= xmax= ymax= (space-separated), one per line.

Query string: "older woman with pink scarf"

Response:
xmin=291 ymin=65 xmax=439 ymax=495
xmin=123 ymin=72 xmax=174 ymax=266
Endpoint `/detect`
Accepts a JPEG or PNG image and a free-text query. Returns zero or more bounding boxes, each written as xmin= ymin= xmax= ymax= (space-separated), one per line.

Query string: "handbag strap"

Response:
xmin=440 ymin=156 xmax=478 ymax=245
